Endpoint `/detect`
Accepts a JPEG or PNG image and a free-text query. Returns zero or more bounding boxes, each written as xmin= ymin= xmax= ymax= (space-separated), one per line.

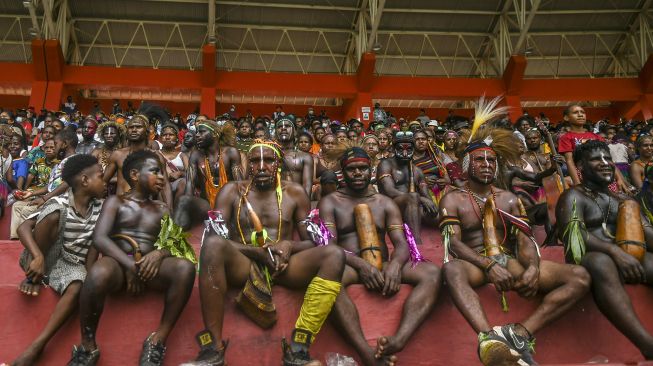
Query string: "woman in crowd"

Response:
xmin=376 ymin=128 xmax=393 ymax=159
xmin=631 ymin=135 xmax=653 ymax=189
xmin=413 ymin=129 xmax=450 ymax=203
xmin=297 ymin=131 xmax=314 ymax=154
xmin=158 ymin=123 xmax=188 ymax=199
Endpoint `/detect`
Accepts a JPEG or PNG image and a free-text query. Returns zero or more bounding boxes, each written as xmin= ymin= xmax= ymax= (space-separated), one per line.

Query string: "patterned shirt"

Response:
xmin=47 ymin=154 xmax=76 ymax=192
xmin=28 ymin=158 xmax=57 ymax=189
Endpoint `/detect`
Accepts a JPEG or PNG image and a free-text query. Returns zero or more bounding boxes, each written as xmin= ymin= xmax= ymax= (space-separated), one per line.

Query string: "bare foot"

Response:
xmin=375 ymin=336 xmax=403 ymax=359
xmin=12 ymin=342 xmax=44 ymax=366
xmin=18 ymin=278 xmax=40 ymax=296
xmin=360 ymin=348 xmax=396 ymax=366
xmin=365 ymin=338 xmax=396 ymax=366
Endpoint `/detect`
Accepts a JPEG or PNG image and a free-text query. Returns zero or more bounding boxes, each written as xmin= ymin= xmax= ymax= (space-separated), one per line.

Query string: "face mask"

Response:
xmin=15 ymin=117 xmax=22 ymax=123
xmin=60 ymin=117 xmax=66 ymax=123
xmin=77 ymin=133 xmax=83 ymax=143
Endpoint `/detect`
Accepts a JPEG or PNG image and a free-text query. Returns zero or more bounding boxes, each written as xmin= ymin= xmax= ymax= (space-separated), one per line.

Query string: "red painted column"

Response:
xmin=640 ymin=94 xmax=653 ymax=120
xmin=28 ymin=39 xmax=65 ymax=111
xmin=502 ymin=55 xmax=527 ymax=122
xmin=343 ymin=92 xmax=373 ymax=123
xmin=638 ymin=55 xmax=653 ymax=121
xmin=200 ymin=44 xmax=217 ymax=118
xmin=344 ymin=53 xmax=375 ymax=124
xmin=614 ymin=101 xmax=643 ymax=120
xmin=28 ymin=40 xmax=47 ymax=110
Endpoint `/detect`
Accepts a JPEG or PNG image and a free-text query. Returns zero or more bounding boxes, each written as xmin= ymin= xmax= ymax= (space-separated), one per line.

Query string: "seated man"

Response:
xmin=376 ymin=132 xmax=437 ymax=245
xmin=68 ymin=150 xmax=197 ymax=366
xmin=558 ymin=140 xmax=653 ymax=360
xmin=182 ymin=140 xmax=344 ymax=366
xmin=318 ymin=147 xmax=441 ymax=366
xmin=12 ymin=155 xmax=105 ymax=366
xmin=441 ymin=139 xmax=590 ymax=366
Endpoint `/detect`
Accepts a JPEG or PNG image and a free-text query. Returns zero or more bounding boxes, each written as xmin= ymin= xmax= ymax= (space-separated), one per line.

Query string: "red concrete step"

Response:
xmin=2 ymin=240 xmax=653 ymax=365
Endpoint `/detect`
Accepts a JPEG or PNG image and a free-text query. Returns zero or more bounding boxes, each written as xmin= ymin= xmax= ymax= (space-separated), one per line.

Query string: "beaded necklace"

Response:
xmin=465 ymin=182 xmax=497 ymax=222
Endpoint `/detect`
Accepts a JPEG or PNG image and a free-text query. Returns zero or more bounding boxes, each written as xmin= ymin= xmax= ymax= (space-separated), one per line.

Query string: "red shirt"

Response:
xmin=557 ymin=131 xmax=603 ymax=154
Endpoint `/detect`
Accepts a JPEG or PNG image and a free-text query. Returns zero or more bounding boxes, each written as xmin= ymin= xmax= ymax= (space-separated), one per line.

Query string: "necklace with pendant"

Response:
xmin=582 ymin=187 xmax=615 ymax=239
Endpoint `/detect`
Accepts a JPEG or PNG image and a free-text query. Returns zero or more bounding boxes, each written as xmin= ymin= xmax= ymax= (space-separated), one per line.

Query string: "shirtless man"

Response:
xmin=275 ymin=116 xmax=314 ymax=196
xmin=182 ymin=140 xmax=344 ymax=366
xmin=173 ymin=119 xmax=242 ymax=230
xmin=102 ymin=114 xmax=173 ymax=207
xmin=376 ymin=132 xmax=437 ymax=245
xmin=75 ymin=117 xmax=99 ymax=155
xmin=557 ymin=140 xmax=653 ymax=360
xmin=91 ymin=120 xmax=123 ymax=172
xmin=441 ymin=141 xmax=590 ymax=366
xmin=68 ymin=150 xmax=196 ymax=366
xmin=318 ymin=147 xmax=441 ymax=366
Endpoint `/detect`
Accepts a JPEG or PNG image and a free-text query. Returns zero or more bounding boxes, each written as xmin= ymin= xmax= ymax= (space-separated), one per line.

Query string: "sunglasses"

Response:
xmin=395 ymin=131 xmax=414 ymax=138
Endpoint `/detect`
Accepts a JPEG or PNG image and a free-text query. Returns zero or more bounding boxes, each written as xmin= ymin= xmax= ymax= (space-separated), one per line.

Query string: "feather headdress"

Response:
xmin=326 ymin=138 xmax=364 ymax=163
xmin=468 ymin=95 xmax=510 ymax=143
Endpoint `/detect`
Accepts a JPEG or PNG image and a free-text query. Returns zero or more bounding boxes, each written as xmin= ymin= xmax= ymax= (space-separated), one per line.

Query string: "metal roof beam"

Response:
xmin=513 ymin=0 xmax=541 ymax=53
xmin=0 ymin=38 xmax=626 ymax=64
xmin=599 ymin=0 xmax=652 ymax=75
xmin=365 ymin=0 xmax=386 ymax=52
xmin=340 ymin=0 xmax=368 ymax=74
xmin=127 ymin=0 xmax=651 ymax=15
xmin=0 ymin=14 xmax=634 ymax=37
xmin=208 ymin=0 xmax=216 ymax=44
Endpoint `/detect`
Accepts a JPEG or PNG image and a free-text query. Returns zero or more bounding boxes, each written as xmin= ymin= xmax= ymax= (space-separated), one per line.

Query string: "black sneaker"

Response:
xmin=493 ymin=324 xmax=537 ymax=365
xmin=281 ymin=329 xmax=322 ymax=366
xmin=179 ymin=330 xmax=228 ymax=366
xmin=67 ymin=345 xmax=100 ymax=366
xmin=477 ymin=324 xmax=537 ymax=366
xmin=139 ymin=333 xmax=166 ymax=366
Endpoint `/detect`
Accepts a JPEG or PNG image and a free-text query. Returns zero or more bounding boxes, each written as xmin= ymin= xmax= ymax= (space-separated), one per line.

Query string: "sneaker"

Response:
xmin=477 ymin=324 xmax=537 ymax=366
xmin=179 ymin=330 xmax=228 ymax=366
xmin=67 ymin=345 xmax=100 ymax=366
xmin=139 ymin=333 xmax=166 ymax=366
xmin=493 ymin=324 xmax=537 ymax=365
xmin=282 ymin=329 xmax=322 ymax=366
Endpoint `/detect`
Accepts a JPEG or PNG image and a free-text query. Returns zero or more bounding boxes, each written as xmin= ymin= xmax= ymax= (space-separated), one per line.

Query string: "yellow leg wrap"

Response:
xmin=294 ymin=276 xmax=341 ymax=342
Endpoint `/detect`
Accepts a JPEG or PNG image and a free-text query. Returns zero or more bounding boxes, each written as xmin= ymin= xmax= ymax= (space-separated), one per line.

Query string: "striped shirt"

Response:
xmin=36 ymin=189 xmax=103 ymax=264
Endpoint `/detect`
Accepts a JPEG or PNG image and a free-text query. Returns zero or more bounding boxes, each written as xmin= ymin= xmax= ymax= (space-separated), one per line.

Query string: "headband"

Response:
xmin=464 ymin=141 xmax=495 ymax=155
xmin=198 ymin=122 xmax=216 ymax=132
xmin=340 ymin=147 xmax=371 ymax=167
xmin=361 ymin=134 xmax=379 ymax=144
xmin=249 ymin=141 xmax=282 ymax=158
xmin=275 ymin=117 xmax=295 ymax=128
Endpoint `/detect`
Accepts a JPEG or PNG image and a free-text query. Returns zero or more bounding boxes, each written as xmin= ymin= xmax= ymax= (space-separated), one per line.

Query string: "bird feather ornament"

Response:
xmin=468 ymin=95 xmax=511 ymax=143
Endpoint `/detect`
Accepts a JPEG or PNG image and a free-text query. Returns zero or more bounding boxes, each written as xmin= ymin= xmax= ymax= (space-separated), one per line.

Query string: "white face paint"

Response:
xmin=259 ymin=146 xmax=265 ymax=171
xmin=600 ymin=151 xmax=608 ymax=165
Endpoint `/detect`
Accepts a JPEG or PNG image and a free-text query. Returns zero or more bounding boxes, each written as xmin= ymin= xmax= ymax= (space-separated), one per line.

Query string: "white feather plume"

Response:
xmin=468 ymin=95 xmax=511 ymax=143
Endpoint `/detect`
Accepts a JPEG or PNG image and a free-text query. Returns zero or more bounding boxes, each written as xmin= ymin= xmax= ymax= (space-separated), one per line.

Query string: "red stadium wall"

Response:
xmin=0 ymin=95 xmax=30 ymax=111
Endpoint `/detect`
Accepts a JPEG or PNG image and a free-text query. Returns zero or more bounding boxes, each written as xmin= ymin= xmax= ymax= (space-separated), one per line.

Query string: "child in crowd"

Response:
xmin=69 ymin=150 xmax=196 ymax=366
xmin=12 ymin=155 xmax=106 ymax=366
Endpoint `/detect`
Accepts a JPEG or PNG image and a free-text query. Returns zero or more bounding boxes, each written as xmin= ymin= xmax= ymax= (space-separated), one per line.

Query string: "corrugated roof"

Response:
xmin=0 ymin=0 xmax=650 ymax=78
